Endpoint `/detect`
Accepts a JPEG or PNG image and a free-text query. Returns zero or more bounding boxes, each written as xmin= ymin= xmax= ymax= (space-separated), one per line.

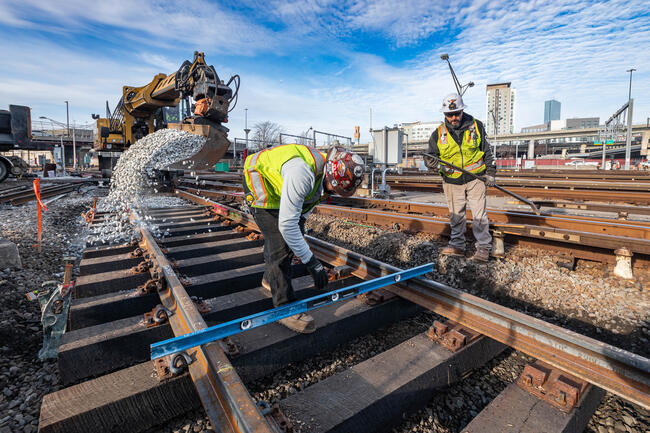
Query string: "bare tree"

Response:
xmin=252 ymin=121 xmax=284 ymax=150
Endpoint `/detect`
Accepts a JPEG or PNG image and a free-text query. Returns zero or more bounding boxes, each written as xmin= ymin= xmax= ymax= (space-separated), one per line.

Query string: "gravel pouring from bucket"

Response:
xmin=166 ymin=121 xmax=230 ymax=171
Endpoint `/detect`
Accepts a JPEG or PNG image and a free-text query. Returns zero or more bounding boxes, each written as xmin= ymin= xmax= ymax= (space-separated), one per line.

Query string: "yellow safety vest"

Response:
xmin=244 ymin=144 xmax=326 ymax=213
xmin=436 ymin=120 xmax=485 ymax=179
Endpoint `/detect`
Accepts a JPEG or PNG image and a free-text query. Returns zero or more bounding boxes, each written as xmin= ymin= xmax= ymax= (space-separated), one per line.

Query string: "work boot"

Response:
xmin=261 ymin=277 xmax=271 ymax=292
xmin=471 ymin=248 xmax=490 ymax=262
xmin=440 ymin=246 xmax=465 ymax=257
xmin=278 ymin=313 xmax=315 ymax=334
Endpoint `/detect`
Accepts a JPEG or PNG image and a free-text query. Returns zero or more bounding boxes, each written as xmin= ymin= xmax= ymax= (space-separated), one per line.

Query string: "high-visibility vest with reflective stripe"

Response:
xmin=436 ymin=120 xmax=485 ymax=179
xmin=244 ymin=144 xmax=326 ymax=213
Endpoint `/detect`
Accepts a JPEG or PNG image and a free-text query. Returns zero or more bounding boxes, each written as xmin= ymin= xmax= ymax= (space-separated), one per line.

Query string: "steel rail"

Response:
xmin=174 ymin=185 xmax=650 ymax=231
xmin=173 ymin=190 xmax=650 ymax=410
xmin=383 ymin=183 xmax=650 ymax=205
xmin=328 ymin=196 xmax=650 ymax=231
xmin=138 ymin=227 xmax=273 ymax=433
xmin=174 ymin=187 xmax=650 ymax=257
xmin=6 ymin=185 xmax=78 ymax=205
xmin=312 ymin=205 xmax=650 ymax=259
xmin=384 ymin=175 xmax=650 ymax=192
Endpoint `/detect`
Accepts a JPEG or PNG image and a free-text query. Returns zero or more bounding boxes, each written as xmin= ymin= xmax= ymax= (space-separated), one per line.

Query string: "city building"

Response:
xmin=551 ymin=117 xmax=600 ymax=131
xmin=544 ymin=99 xmax=561 ymax=123
xmin=521 ymin=117 xmax=600 ymax=134
xmin=522 ymin=123 xmax=550 ymax=133
xmin=399 ymin=121 xmax=441 ymax=143
xmin=485 ymin=83 xmax=516 ymax=135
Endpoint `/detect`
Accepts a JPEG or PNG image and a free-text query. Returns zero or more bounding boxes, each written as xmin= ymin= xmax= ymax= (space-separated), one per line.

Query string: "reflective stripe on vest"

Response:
xmin=244 ymin=144 xmax=326 ymax=212
xmin=436 ymin=120 xmax=485 ymax=179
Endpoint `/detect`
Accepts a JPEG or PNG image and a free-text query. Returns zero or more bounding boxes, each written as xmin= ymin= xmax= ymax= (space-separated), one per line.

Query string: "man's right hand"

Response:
xmin=439 ymin=164 xmax=454 ymax=175
xmin=305 ymin=255 xmax=329 ymax=290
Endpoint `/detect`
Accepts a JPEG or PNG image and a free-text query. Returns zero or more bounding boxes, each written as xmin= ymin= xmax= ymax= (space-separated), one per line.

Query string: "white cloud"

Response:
xmin=0 ymin=0 xmax=648 ymax=142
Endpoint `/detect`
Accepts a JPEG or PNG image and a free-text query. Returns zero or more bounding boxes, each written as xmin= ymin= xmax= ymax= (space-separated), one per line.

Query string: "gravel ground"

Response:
xmin=0 ymin=187 xmax=95 ymax=433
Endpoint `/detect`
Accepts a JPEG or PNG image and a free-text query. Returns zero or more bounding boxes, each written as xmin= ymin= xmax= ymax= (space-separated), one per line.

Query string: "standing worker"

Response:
xmin=243 ymin=144 xmax=365 ymax=333
xmin=424 ymin=93 xmax=496 ymax=262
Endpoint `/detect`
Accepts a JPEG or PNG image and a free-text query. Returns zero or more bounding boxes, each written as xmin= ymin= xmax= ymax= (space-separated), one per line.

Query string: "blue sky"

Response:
xmin=0 ymin=0 xmax=648 ymax=144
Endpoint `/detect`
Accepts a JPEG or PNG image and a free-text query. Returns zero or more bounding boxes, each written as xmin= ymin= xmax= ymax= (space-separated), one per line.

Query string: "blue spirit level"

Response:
xmin=151 ymin=262 xmax=434 ymax=360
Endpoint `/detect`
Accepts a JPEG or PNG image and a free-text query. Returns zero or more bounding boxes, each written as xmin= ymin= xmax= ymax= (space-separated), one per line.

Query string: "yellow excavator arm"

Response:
xmin=93 ymin=52 xmax=240 ymax=172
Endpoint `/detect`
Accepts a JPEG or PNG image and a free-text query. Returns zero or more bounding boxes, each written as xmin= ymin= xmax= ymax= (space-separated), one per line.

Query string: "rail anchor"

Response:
xmin=427 ymin=320 xmax=481 ymax=352
xmin=257 ymin=401 xmax=293 ymax=433
xmin=516 ymin=361 xmax=591 ymax=412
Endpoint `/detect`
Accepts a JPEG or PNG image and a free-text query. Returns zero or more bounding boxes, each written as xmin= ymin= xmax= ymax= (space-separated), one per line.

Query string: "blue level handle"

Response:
xmin=151 ymin=263 xmax=434 ymax=360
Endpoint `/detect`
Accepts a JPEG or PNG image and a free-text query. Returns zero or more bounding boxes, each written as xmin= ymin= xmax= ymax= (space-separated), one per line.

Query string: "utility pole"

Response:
xmin=624 ymin=68 xmax=636 ymax=170
xmin=626 ymin=68 xmax=636 ymax=101
xmin=244 ymin=108 xmax=250 ymax=162
xmin=72 ymin=122 xmax=77 ymax=170
xmin=65 ymin=101 xmax=70 ymax=137
xmin=625 ymin=99 xmax=634 ymax=170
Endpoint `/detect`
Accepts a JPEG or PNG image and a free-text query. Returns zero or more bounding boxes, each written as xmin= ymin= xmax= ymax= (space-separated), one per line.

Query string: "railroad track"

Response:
xmin=178 ymin=172 xmax=650 ymax=206
xmin=0 ymin=183 xmax=80 ymax=205
xmin=175 ymin=186 xmax=650 ymax=270
xmin=39 ymin=193 xmax=650 ymax=433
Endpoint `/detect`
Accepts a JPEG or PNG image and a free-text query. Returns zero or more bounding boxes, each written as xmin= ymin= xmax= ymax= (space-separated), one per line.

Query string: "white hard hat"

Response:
xmin=440 ymin=93 xmax=467 ymax=113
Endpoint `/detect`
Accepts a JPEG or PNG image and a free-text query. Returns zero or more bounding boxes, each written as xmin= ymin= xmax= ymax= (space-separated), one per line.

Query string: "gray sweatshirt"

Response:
xmin=278 ymin=157 xmax=324 ymax=263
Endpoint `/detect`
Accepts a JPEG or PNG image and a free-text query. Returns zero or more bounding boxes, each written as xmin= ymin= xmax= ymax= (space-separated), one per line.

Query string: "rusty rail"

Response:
xmin=174 ymin=190 xmax=650 ymax=410
xmin=137 ymin=227 xmax=273 ymax=433
xmin=175 ymin=187 xmax=650 ymax=267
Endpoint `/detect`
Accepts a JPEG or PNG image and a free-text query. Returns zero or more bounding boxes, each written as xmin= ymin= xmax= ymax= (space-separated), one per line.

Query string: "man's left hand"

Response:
xmin=485 ymin=175 xmax=496 ymax=187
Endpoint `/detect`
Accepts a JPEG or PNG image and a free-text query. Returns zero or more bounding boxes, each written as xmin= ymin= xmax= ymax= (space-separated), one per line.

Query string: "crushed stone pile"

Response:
xmin=90 ymin=129 xmax=205 ymax=245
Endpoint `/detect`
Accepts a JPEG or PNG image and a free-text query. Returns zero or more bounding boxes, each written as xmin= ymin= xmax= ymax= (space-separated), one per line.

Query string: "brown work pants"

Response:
xmin=442 ymin=178 xmax=492 ymax=251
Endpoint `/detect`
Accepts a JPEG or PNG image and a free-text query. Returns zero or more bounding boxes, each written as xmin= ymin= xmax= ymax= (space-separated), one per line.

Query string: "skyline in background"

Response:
xmin=0 ymin=0 xmax=648 ymax=143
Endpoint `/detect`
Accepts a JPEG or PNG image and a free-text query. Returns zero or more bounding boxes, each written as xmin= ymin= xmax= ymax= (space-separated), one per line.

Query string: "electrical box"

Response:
xmin=372 ymin=127 xmax=403 ymax=165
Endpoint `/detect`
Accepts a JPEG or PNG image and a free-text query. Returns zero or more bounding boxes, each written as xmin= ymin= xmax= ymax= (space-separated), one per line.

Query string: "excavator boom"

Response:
xmin=93 ymin=51 xmax=239 ymax=176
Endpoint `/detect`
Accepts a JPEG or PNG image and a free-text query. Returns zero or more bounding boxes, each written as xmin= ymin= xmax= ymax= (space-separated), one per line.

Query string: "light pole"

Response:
xmin=625 ymin=69 xmax=636 ymax=170
xmin=243 ymin=108 xmax=251 ymax=159
xmin=440 ymin=54 xmax=474 ymax=96
xmin=626 ymin=68 xmax=636 ymax=101
xmin=65 ymin=101 xmax=70 ymax=137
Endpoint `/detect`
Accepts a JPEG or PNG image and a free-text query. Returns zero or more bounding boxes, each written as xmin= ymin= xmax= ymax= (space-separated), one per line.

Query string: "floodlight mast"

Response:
xmin=440 ymin=53 xmax=474 ymax=96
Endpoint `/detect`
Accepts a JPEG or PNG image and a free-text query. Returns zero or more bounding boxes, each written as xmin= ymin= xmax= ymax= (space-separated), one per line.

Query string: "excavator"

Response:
xmin=92 ymin=51 xmax=240 ymax=177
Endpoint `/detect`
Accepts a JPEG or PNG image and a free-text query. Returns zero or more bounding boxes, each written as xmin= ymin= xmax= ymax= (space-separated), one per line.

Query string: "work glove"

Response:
xmin=305 ymin=255 xmax=329 ymax=290
xmin=485 ymin=175 xmax=496 ymax=187
xmin=439 ymin=164 xmax=454 ymax=176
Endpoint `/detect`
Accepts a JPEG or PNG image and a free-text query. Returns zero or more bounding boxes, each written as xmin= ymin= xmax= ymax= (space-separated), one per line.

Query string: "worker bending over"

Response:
xmin=424 ymin=93 xmax=496 ymax=262
xmin=243 ymin=144 xmax=365 ymax=333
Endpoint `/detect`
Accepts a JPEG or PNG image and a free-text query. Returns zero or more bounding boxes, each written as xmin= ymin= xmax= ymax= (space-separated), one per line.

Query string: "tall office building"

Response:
xmin=544 ymin=99 xmax=561 ymax=123
xmin=485 ymin=82 xmax=516 ymax=135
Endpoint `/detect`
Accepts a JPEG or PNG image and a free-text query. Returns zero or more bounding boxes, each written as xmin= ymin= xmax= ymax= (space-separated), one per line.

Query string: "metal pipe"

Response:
xmin=370 ymin=167 xmax=378 ymax=197
xmin=381 ymin=167 xmax=390 ymax=190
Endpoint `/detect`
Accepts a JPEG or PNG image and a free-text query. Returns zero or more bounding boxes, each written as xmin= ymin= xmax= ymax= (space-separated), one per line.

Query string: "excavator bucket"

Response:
xmin=166 ymin=121 xmax=230 ymax=171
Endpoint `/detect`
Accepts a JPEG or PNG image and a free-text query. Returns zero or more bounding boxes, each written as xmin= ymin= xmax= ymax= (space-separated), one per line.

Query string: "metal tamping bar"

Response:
xmin=424 ymin=153 xmax=541 ymax=214
xmin=150 ymin=262 xmax=434 ymax=360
